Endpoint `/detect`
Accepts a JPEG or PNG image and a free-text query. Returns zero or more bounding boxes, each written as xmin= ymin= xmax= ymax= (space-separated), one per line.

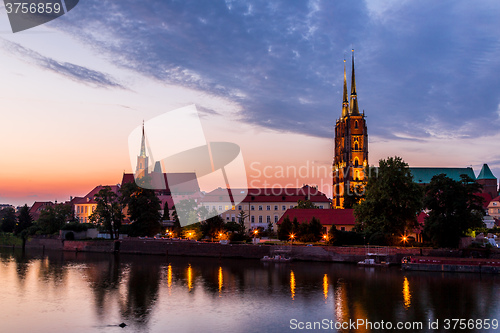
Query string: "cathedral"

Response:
xmin=333 ymin=51 xmax=368 ymax=208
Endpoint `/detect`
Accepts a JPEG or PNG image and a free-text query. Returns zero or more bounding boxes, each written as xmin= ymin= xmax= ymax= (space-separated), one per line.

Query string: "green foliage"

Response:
xmin=0 ymin=207 xmax=17 ymax=233
xmin=328 ymin=225 xmax=364 ymax=245
xmin=15 ymin=204 xmax=33 ymax=236
xmin=278 ymin=216 xmax=323 ymax=242
xmin=343 ymin=184 xmax=365 ymax=209
xmin=297 ymin=217 xmax=323 ymax=242
xmin=237 ymin=210 xmax=248 ymax=234
xmin=90 ymin=186 xmax=123 ymax=240
xmin=277 ymin=216 xmax=292 ymax=240
xmin=0 ymin=232 xmax=22 ymax=246
xmin=120 ymin=182 xmax=162 ymax=237
xmin=354 ymin=156 xmax=423 ymax=237
xmin=294 ymin=200 xmax=318 ymax=209
xmin=424 ymin=174 xmax=484 ymax=248
xmin=61 ymin=222 xmax=91 ymax=232
xmin=37 ymin=204 xmax=73 ymax=235
xmin=200 ymin=215 xmax=225 ymax=240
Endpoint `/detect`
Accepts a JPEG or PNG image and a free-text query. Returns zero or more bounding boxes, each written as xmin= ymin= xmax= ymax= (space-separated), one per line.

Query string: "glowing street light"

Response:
xmin=253 ymin=229 xmax=258 ymax=244
xmin=290 ymin=233 xmax=295 ymax=246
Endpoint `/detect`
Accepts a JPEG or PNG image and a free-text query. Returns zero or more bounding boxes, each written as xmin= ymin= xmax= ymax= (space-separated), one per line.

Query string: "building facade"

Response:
xmin=333 ymin=51 xmax=368 ymax=208
xmin=201 ymin=186 xmax=330 ymax=231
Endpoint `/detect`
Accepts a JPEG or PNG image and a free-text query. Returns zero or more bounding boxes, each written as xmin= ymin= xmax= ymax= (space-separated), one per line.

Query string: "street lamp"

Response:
xmin=253 ymin=229 xmax=258 ymax=244
xmin=290 ymin=233 xmax=295 ymax=246
xmin=401 ymin=235 xmax=408 ymax=247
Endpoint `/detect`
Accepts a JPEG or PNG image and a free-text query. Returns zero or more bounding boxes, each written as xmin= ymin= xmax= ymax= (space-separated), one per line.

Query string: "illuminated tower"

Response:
xmin=333 ymin=50 xmax=368 ymax=208
xmin=136 ymin=121 xmax=149 ymax=179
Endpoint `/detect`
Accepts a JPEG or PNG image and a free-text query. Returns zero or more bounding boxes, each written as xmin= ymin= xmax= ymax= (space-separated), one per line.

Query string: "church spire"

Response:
xmin=349 ymin=49 xmax=359 ymax=115
xmin=139 ymin=120 xmax=147 ymax=158
xmin=342 ymin=58 xmax=349 ymax=118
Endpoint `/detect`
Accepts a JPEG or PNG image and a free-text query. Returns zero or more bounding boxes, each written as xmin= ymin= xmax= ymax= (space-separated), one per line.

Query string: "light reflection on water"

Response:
xmin=1 ymin=248 xmax=500 ymax=333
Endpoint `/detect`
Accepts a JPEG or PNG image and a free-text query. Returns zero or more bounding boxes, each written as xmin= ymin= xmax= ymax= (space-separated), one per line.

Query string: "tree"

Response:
xmin=424 ymin=174 xmax=484 ymax=248
xmin=120 ymin=182 xmax=162 ymax=237
xmin=90 ymin=186 xmax=123 ymax=240
xmin=15 ymin=205 xmax=33 ymax=249
xmin=354 ymin=156 xmax=423 ymax=238
xmin=294 ymin=200 xmax=317 ymax=209
xmin=38 ymin=203 xmax=73 ymax=235
xmin=277 ymin=216 xmax=292 ymax=240
xmin=237 ymin=210 xmax=248 ymax=234
xmin=0 ymin=207 xmax=17 ymax=233
xmin=343 ymin=184 xmax=365 ymax=209
xmin=200 ymin=215 xmax=226 ymax=241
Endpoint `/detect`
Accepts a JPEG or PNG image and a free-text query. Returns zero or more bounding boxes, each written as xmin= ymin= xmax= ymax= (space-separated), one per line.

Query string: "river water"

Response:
xmin=0 ymin=248 xmax=499 ymax=333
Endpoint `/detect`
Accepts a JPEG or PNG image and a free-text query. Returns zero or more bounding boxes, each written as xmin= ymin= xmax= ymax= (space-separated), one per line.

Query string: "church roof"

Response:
xmin=410 ymin=167 xmax=476 ymax=184
xmin=477 ymin=164 xmax=496 ymax=180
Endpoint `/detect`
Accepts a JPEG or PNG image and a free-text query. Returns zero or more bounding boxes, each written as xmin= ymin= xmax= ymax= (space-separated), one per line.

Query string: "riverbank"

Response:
xmin=14 ymin=237 xmax=473 ymax=264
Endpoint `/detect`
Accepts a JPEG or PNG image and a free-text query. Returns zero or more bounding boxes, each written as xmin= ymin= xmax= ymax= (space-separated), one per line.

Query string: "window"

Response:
xmin=258 ymin=216 xmax=263 ymax=223
xmin=318 ymin=205 xmax=323 ymax=209
xmin=290 ymin=205 xmax=294 ymax=209
xmin=251 ymin=205 xmax=255 ymax=211
xmin=354 ymin=143 xmax=359 ymax=150
xmin=340 ymin=227 xmax=346 ymax=231
xmin=231 ymin=205 xmax=235 ymax=210
xmin=226 ymin=216 xmax=229 ymax=221
xmin=354 ymin=121 xmax=358 ymax=129
xmin=238 ymin=205 xmax=242 ymax=211
xmin=84 ymin=206 xmax=88 ymax=214
xmin=274 ymin=205 xmax=278 ymax=210
xmin=205 ymin=205 xmax=210 ymax=210
xmin=266 ymin=216 xmax=271 ymax=223
xmin=266 ymin=205 xmax=271 ymax=211
xmin=274 ymin=215 xmax=279 ymax=223
xmin=225 ymin=205 xmax=229 ymax=211
xmin=493 ymin=202 xmax=498 ymax=206
xmin=251 ymin=216 xmax=255 ymax=223
xmin=282 ymin=205 xmax=286 ymax=210
xmin=231 ymin=215 xmax=235 ymax=222
xmin=354 ymin=158 xmax=359 ymax=167
xmin=258 ymin=205 xmax=263 ymax=211
xmin=219 ymin=205 xmax=223 ymax=211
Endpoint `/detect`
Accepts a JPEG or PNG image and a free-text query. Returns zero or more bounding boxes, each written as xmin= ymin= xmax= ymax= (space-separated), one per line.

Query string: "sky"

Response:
xmin=0 ymin=0 xmax=500 ymax=206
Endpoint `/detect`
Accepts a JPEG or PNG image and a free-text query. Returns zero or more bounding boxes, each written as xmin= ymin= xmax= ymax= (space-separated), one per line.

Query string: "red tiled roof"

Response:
xmin=29 ymin=201 xmax=53 ymax=214
xmin=74 ymin=185 xmax=120 ymax=205
xmin=277 ymin=208 xmax=355 ymax=226
xmin=476 ymin=193 xmax=493 ymax=209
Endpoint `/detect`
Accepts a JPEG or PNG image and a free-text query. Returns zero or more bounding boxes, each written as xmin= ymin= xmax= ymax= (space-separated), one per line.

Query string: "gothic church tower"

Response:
xmin=333 ymin=50 xmax=368 ymax=208
xmin=136 ymin=121 xmax=149 ymax=179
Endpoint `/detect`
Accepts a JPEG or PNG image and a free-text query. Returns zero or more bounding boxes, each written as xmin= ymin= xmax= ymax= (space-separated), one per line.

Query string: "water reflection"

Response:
xmin=403 ymin=276 xmax=411 ymax=309
xmin=218 ymin=266 xmax=223 ymax=295
xmin=0 ymin=249 xmax=499 ymax=333
xmin=323 ymin=274 xmax=329 ymax=301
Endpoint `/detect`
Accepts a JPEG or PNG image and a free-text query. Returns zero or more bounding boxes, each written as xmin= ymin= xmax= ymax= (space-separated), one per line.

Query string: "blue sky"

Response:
xmin=1 ymin=0 xmax=500 ymax=204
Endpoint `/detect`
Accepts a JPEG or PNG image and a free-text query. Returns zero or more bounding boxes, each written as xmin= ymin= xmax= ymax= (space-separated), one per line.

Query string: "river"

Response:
xmin=0 ymin=248 xmax=499 ymax=332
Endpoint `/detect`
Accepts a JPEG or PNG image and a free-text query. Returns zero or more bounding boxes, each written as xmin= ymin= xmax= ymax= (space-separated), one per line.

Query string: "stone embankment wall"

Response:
xmin=24 ymin=237 xmax=447 ymax=263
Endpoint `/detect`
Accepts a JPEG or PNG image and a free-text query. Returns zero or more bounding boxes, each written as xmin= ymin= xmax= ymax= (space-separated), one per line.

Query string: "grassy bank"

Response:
xmin=0 ymin=233 xmax=22 ymax=247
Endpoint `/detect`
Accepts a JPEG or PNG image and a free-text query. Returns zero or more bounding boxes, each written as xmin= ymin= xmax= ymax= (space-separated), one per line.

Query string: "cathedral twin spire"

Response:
xmin=342 ymin=49 xmax=359 ymax=118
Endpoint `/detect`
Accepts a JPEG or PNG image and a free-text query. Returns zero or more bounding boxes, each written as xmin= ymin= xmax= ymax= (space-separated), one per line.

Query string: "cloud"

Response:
xmin=1 ymin=39 xmax=125 ymax=89
xmin=45 ymin=0 xmax=500 ymax=140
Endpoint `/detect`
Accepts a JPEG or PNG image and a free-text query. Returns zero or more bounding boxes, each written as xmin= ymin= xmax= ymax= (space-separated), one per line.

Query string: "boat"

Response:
xmin=357 ymin=258 xmax=390 ymax=267
xmin=402 ymin=256 xmax=500 ymax=274
xmin=261 ymin=255 xmax=292 ymax=262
